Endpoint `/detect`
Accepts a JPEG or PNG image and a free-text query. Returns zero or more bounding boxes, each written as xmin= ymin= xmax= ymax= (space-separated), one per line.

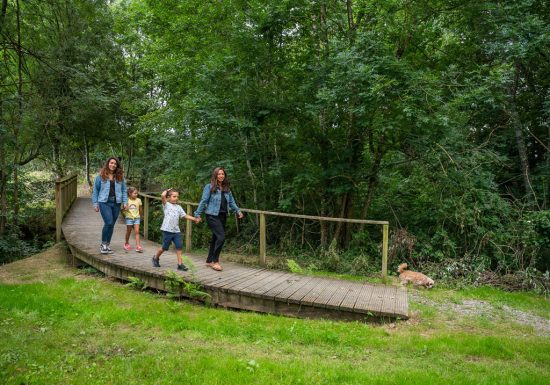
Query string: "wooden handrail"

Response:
xmin=55 ymin=173 xmax=78 ymax=242
xmin=139 ymin=192 xmax=390 ymax=277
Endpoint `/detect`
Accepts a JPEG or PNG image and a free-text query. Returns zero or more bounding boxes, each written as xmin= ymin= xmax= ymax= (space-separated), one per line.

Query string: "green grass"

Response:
xmin=1 ymin=247 xmax=549 ymax=385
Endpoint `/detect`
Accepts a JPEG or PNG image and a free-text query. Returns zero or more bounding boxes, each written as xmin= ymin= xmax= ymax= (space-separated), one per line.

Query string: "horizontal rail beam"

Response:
xmin=138 ymin=193 xmax=388 ymax=225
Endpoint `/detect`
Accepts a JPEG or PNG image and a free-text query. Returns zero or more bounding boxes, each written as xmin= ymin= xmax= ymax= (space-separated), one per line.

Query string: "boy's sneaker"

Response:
xmin=177 ymin=264 xmax=188 ymax=271
xmin=106 ymin=244 xmax=114 ymax=254
xmin=152 ymin=256 xmax=160 ymax=267
xmin=123 ymin=243 xmax=132 ymax=251
xmin=100 ymin=244 xmax=109 ymax=254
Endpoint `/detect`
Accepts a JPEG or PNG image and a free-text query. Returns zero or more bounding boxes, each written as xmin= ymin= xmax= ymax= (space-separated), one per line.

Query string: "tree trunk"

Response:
xmin=510 ymin=61 xmax=537 ymax=207
xmin=13 ymin=0 xmax=22 ymax=225
xmin=0 ymin=0 xmax=7 ymax=33
xmin=84 ymin=132 xmax=92 ymax=187
xmin=0 ymin=129 xmax=6 ymax=235
xmin=359 ymin=138 xmax=385 ymax=232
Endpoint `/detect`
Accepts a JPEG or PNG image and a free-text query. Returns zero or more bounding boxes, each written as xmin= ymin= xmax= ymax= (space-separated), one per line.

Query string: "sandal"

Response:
xmin=212 ymin=263 xmax=223 ymax=271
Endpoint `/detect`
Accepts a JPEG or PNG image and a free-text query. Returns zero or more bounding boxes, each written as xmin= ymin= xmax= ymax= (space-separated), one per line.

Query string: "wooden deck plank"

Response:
xmin=300 ymin=278 xmax=341 ymax=307
xmin=248 ymin=272 xmax=296 ymax=299
xmin=223 ymin=269 xmax=279 ymax=293
xmin=201 ymin=267 xmax=265 ymax=288
xmin=323 ymin=281 xmax=358 ymax=310
xmin=395 ymin=287 xmax=408 ymax=318
xmin=380 ymin=286 xmax=397 ymax=316
xmin=362 ymin=285 xmax=386 ymax=314
xmin=285 ymin=277 xmax=325 ymax=305
xmin=276 ymin=275 xmax=315 ymax=301
xmin=338 ymin=283 xmax=364 ymax=311
xmin=218 ymin=269 xmax=268 ymax=291
xmin=261 ymin=275 xmax=303 ymax=300
xmin=353 ymin=284 xmax=375 ymax=313
xmin=238 ymin=270 xmax=288 ymax=295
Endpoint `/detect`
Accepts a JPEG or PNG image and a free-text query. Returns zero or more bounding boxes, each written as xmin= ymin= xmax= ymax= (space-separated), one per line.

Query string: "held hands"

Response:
xmin=94 ymin=206 xmax=99 ymax=212
xmin=237 ymin=212 xmax=244 ymax=219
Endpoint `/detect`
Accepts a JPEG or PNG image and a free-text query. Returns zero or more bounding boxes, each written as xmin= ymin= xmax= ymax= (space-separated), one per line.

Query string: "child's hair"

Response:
xmin=166 ymin=188 xmax=179 ymax=197
xmin=128 ymin=186 xmax=138 ymax=194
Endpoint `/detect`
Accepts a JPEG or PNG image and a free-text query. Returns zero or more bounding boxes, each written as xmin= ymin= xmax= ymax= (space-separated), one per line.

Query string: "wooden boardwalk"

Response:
xmin=62 ymin=197 xmax=408 ymax=321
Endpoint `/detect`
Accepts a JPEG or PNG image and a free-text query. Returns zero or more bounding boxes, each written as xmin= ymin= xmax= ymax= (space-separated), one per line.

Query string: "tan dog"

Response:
xmin=398 ymin=263 xmax=434 ymax=288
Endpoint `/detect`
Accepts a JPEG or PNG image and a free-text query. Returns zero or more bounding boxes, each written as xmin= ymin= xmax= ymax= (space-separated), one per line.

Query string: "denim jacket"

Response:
xmin=194 ymin=183 xmax=241 ymax=217
xmin=92 ymin=175 xmax=128 ymax=209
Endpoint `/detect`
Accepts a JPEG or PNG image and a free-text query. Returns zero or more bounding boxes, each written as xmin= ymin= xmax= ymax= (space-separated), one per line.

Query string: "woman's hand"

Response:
xmin=237 ymin=212 xmax=244 ymax=219
xmin=94 ymin=206 xmax=99 ymax=212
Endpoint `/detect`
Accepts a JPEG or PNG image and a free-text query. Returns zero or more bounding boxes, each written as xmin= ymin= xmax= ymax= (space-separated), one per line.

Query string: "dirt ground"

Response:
xmin=0 ymin=243 xmax=80 ymax=284
xmin=410 ymin=291 xmax=550 ymax=336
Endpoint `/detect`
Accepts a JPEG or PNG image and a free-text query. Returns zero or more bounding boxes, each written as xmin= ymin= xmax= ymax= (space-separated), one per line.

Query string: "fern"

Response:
xmin=164 ymin=270 xmax=211 ymax=303
xmin=125 ymin=276 xmax=147 ymax=291
xmin=286 ymin=259 xmax=303 ymax=274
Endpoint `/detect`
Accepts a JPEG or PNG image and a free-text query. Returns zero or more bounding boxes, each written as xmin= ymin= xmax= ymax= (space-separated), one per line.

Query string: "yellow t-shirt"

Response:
xmin=123 ymin=197 xmax=142 ymax=219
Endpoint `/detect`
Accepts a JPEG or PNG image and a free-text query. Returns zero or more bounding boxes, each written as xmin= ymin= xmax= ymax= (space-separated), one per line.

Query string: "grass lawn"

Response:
xmin=1 ymin=244 xmax=549 ymax=385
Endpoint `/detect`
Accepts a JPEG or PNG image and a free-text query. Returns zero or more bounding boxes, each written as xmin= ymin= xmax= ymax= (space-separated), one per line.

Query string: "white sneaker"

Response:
xmin=100 ymin=244 xmax=109 ymax=254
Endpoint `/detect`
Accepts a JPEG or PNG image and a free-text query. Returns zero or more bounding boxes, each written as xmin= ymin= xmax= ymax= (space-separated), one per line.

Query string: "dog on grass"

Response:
xmin=398 ymin=263 xmax=434 ymax=288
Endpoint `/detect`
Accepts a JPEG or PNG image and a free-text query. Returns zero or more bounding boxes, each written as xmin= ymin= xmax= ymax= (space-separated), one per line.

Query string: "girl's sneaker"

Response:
xmin=135 ymin=246 xmax=143 ymax=253
xmin=123 ymin=243 xmax=132 ymax=251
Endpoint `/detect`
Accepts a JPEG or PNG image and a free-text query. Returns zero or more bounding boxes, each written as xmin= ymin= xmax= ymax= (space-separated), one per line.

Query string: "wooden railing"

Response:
xmin=139 ymin=193 xmax=390 ymax=277
xmin=55 ymin=173 xmax=78 ymax=242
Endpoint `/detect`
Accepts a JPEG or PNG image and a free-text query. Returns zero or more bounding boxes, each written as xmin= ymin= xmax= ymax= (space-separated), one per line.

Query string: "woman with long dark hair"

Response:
xmin=92 ymin=157 xmax=128 ymax=254
xmin=194 ymin=167 xmax=243 ymax=271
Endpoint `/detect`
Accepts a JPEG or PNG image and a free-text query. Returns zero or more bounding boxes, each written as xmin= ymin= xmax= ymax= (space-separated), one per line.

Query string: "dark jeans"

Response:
xmin=206 ymin=213 xmax=227 ymax=263
xmin=99 ymin=197 xmax=121 ymax=244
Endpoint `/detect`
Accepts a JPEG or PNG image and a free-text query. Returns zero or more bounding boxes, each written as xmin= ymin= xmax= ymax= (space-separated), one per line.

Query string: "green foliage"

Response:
xmin=124 ymin=276 xmax=147 ymax=291
xmin=285 ymin=259 xmax=303 ymax=274
xmin=0 ymin=231 xmax=40 ymax=265
xmin=80 ymin=266 xmax=104 ymax=277
xmin=163 ymin=270 xmax=211 ymax=303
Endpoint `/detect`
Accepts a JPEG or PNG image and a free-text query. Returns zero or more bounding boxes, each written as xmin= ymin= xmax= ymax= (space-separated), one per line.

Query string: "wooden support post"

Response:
xmin=143 ymin=196 xmax=149 ymax=240
xmin=259 ymin=213 xmax=266 ymax=266
xmin=185 ymin=204 xmax=192 ymax=253
xmin=382 ymin=223 xmax=389 ymax=278
xmin=55 ymin=182 xmax=62 ymax=243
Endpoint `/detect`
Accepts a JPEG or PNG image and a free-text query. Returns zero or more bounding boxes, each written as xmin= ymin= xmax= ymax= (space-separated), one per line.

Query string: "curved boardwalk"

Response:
xmin=63 ymin=197 xmax=408 ymax=321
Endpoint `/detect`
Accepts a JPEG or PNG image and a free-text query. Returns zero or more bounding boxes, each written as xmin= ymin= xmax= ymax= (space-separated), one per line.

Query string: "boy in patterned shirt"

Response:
xmin=152 ymin=189 xmax=200 ymax=270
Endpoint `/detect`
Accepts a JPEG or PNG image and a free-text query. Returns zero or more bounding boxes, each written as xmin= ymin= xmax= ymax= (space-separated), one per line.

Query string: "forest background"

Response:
xmin=0 ymin=0 xmax=548 ymax=292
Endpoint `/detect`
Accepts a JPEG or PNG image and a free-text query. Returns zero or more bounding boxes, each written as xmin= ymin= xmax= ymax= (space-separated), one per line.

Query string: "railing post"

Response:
xmin=259 ymin=213 xmax=266 ymax=266
xmin=55 ymin=181 xmax=62 ymax=243
xmin=55 ymin=173 xmax=77 ymax=243
xmin=382 ymin=223 xmax=389 ymax=278
xmin=143 ymin=196 xmax=149 ymax=240
xmin=185 ymin=204 xmax=192 ymax=253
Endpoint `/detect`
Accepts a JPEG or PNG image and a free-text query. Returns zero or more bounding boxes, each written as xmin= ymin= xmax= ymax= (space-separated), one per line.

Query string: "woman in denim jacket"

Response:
xmin=194 ymin=167 xmax=243 ymax=271
xmin=92 ymin=157 xmax=128 ymax=254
